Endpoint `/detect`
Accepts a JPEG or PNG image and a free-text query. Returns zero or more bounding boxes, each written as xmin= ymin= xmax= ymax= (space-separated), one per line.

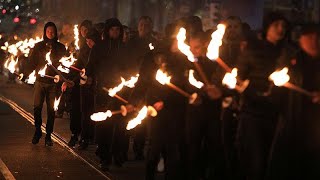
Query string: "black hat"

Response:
xmin=80 ymin=20 xmax=93 ymax=29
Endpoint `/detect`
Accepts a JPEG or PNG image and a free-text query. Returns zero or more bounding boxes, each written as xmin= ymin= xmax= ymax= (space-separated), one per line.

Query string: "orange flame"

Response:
xmin=206 ymin=24 xmax=226 ymax=60
xmin=108 ymin=74 xmax=140 ymax=96
xmin=74 ymin=25 xmax=80 ymax=50
xmin=149 ymin=43 xmax=154 ymax=50
xmin=38 ymin=65 xmax=48 ymax=77
xmin=57 ymin=65 xmax=70 ymax=74
xmin=176 ymin=28 xmax=196 ymax=62
xmin=26 ymin=70 xmax=36 ymax=84
xmin=156 ymin=69 xmax=171 ymax=85
xmin=4 ymin=56 xmax=19 ymax=73
xmin=54 ymin=95 xmax=62 ymax=111
xmin=91 ymin=110 xmax=113 ymax=121
xmin=188 ymin=70 xmax=204 ymax=89
xmin=126 ymin=106 xmax=148 ymax=130
xmin=59 ymin=54 xmax=77 ymax=68
xmin=222 ymin=68 xmax=238 ymax=89
xmin=45 ymin=51 xmax=52 ymax=65
xmin=269 ymin=67 xmax=290 ymax=86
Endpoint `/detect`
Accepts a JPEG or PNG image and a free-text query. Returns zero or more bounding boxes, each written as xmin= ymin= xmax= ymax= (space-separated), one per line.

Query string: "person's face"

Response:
xmin=62 ymin=24 xmax=72 ymax=35
xmin=190 ymin=38 xmax=204 ymax=58
xmin=267 ymin=20 xmax=286 ymax=42
xmin=46 ymin=26 xmax=56 ymax=40
xmin=86 ymin=39 xmax=95 ymax=48
xmin=109 ymin=26 xmax=121 ymax=39
xmin=299 ymin=32 xmax=320 ymax=57
xmin=138 ymin=19 xmax=152 ymax=38
xmin=80 ymin=26 xmax=89 ymax=38
xmin=225 ymin=19 xmax=242 ymax=40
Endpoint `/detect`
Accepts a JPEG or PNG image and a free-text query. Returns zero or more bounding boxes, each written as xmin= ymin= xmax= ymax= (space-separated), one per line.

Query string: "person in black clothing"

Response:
xmin=78 ymin=28 xmax=103 ymax=150
xmin=95 ymin=18 xmax=129 ymax=170
xmin=236 ymin=12 xmax=290 ymax=180
xmin=22 ymin=22 xmax=66 ymax=146
xmin=269 ymin=24 xmax=320 ymax=179
xmin=129 ymin=29 xmax=190 ymax=180
xmin=62 ymin=20 xmax=93 ymax=147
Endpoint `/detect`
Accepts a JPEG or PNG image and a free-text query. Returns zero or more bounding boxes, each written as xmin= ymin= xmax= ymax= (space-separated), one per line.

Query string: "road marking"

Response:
xmin=0 ymin=95 xmax=112 ymax=180
xmin=0 ymin=158 xmax=16 ymax=180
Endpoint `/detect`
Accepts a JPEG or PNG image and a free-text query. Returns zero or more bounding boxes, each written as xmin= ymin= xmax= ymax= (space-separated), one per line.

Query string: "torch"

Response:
xmin=45 ymin=51 xmax=74 ymax=86
xmin=103 ymin=74 xmax=139 ymax=104
xmin=222 ymin=68 xmax=250 ymax=93
xmin=126 ymin=106 xmax=158 ymax=130
xmin=156 ymin=69 xmax=199 ymax=104
xmin=38 ymin=65 xmax=60 ymax=83
xmin=177 ymin=28 xmax=211 ymax=85
xmin=91 ymin=105 xmax=157 ymax=122
xmin=269 ymin=67 xmax=313 ymax=97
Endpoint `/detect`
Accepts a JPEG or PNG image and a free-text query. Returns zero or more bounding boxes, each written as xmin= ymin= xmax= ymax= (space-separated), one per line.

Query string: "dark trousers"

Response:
xmin=33 ymin=81 xmax=56 ymax=135
xmin=145 ymin=107 xmax=185 ymax=180
xmin=80 ymin=86 xmax=95 ymax=141
xmin=185 ymin=100 xmax=225 ymax=180
xmin=221 ymin=106 xmax=240 ymax=179
xmin=237 ymin=108 xmax=278 ymax=180
xmin=70 ymin=85 xmax=81 ymax=135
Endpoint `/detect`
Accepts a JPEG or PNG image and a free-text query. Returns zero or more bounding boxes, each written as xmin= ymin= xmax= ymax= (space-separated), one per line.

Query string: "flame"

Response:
xmin=222 ymin=68 xmax=238 ymax=89
xmin=1 ymin=37 xmax=42 ymax=57
xmin=156 ymin=69 xmax=171 ymax=85
xmin=57 ymin=65 xmax=70 ymax=74
xmin=26 ymin=70 xmax=36 ymax=84
xmin=206 ymin=24 xmax=226 ymax=60
xmin=126 ymin=106 xmax=148 ymax=130
xmin=54 ymin=95 xmax=62 ymax=111
xmin=109 ymin=78 xmax=126 ymax=97
xmin=108 ymin=74 xmax=140 ymax=96
xmin=149 ymin=43 xmax=154 ymax=50
xmin=74 ymin=25 xmax=80 ymax=50
xmin=269 ymin=67 xmax=290 ymax=86
xmin=4 ymin=56 xmax=19 ymax=73
xmin=188 ymin=70 xmax=204 ymax=89
xmin=176 ymin=28 xmax=196 ymax=62
xmin=91 ymin=110 xmax=113 ymax=121
xmin=59 ymin=54 xmax=77 ymax=68
xmin=38 ymin=65 xmax=48 ymax=77
xmin=124 ymin=74 xmax=139 ymax=88
xmin=45 ymin=51 xmax=52 ymax=65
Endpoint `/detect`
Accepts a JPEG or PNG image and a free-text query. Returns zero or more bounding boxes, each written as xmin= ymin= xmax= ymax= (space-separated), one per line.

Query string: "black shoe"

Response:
xmin=100 ymin=161 xmax=110 ymax=172
xmin=68 ymin=135 xmax=78 ymax=147
xmin=45 ymin=135 xmax=53 ymax=146
xmin=78 ymin=140 xmax=89 ymax=150
xmin=32 ymin=132 xmax=42 ymax=144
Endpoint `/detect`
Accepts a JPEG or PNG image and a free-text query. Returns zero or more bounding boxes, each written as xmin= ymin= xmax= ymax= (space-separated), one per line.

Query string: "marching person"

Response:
xmin=22 ymin=22 xmax=66 ymax=146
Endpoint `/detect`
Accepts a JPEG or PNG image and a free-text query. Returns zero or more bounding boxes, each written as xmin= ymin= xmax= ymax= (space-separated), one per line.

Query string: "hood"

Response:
xmin=103 ymin=18 xmax=124 ymax=41
xmin=43 ymin=22 xmax=58 ymax=42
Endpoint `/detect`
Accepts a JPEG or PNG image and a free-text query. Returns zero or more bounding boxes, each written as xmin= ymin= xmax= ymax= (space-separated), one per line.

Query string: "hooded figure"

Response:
xmin=23 ymin=21 xmax=66 ymax=147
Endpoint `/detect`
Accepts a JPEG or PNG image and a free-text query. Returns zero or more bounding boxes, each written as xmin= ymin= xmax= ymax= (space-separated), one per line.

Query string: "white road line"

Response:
xmin=0 ymin=95 xmax=112 ymax=180
xmin=0 ymin=158 xmax=16 ymax=180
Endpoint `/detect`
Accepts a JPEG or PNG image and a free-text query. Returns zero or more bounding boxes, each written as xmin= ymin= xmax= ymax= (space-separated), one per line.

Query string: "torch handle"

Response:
xmin=47 ymin=64 xmax=73 ymax=85
xmin=216 ymin=57 xmax=232 ymax=73
xmin=70 ymin=66 xmax=82 ymax=72
xmin=284 ymin=82 xmax=313 ymax=97
xmin=111 ymin=110 xmax=123 ymax=115
xmin=114 ymin=94 xmax=129 ymax=104
xmin=168 ymin=83 xmax=191 ymax=98
xmin=193 ymin=62 xmax=210 ymax=85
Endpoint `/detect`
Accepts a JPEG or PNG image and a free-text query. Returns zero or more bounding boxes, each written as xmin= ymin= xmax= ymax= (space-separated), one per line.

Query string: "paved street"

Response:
xmin=0 ymin=76 xmax=154 ymax=180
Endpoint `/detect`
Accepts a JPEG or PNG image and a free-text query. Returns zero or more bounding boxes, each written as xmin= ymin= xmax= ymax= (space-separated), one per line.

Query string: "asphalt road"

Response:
xmin=0 ymin=100 xmax=107 ymax=180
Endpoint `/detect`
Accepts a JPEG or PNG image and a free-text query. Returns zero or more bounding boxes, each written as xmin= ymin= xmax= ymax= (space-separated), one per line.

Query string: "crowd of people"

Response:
xmin=2 ymin=11 xmax=320 ymax=180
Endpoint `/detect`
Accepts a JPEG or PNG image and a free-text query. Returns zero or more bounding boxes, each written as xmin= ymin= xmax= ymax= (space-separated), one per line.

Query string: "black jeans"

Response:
xmin=70 ymin=84 xmax=81 ymax=135
xmin=33 ymin=81 xmax=56 ymax=135
xmin=80 ymin=86 xmax=95 ymax=141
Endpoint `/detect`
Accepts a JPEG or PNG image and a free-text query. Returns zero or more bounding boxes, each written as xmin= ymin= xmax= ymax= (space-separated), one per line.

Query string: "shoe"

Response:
xmin=55 ymin=113 xmax=63 ymax=118
xmin=45 ymin=135 xmax=53 ymax=146
xmin=100 ymin=160 xmax=110 ymax=172
xmin=68 ymin=134 xmax=78 ymax=147
xmin=32 ymin=132 xmax=42 ymax=144
xmin=78 ymin=140 xmax=89 ymax=150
